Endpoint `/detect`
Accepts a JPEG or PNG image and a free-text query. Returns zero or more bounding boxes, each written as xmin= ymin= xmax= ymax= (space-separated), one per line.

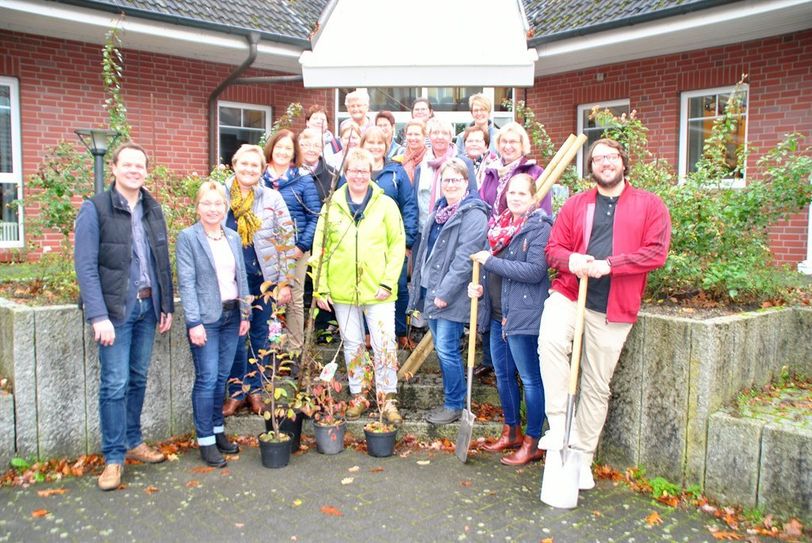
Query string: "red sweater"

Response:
xmin=546 ymin=182 xmax=671 ymax=323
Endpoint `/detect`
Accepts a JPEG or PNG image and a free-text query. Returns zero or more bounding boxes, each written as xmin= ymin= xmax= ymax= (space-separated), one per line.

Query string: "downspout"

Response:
xmin=208 ymin=31 xmax=260 ymax=168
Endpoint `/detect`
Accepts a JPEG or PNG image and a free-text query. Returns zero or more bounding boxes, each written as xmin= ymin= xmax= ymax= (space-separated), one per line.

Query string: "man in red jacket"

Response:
xmin=538 ymin=138 xmax=671 ymax=490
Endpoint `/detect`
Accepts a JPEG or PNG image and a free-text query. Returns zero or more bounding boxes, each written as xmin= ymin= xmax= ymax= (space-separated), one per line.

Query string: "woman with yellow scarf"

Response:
xmin=221 ymin=144 xmax=295 ymax=416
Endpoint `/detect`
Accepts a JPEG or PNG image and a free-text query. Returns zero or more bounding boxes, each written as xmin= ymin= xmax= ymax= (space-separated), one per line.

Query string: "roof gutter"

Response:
xmin=527 ymin=0 xmax=740 ymax=46
xmin=54 ymin=0 xmax=311 ymax=47
xmin=208 ymin=31 xmax=260 ymax=167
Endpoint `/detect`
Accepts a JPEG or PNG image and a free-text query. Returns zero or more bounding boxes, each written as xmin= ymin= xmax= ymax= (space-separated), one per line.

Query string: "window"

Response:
xmin=576 ymin=100 xmax=630 ymax=177
xmin=679 ymin=86 xmax=749 ymax=187
xmin=336 ymin=87 xmax=514 ymax=140
xmin=0 ymin=77 xmax=22 ymax=248
xmin=218 ymin=101 xmax=272 ymax=165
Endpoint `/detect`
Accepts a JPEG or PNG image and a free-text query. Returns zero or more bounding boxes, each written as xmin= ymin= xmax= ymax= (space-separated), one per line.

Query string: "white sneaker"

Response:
xmin=579 ymin=452 xmax=595 ymax=490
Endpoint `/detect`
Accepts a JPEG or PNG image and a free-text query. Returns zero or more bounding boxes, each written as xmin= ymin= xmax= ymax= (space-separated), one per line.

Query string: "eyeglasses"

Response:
xmin=441 ymin=177 xmax=467 ymax=185
xmin=592 ymin=153 xmax=621 ymax=164
xmin=346 ymin=168 xmax=370 ymax=177
xmin=300 ymin=143 xmax=321 ymax=150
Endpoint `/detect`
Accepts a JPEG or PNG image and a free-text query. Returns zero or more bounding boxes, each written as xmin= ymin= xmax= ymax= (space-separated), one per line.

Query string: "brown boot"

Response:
xmin=500 ymin=435 xmax=544 ymax=466
xmin=247 ymin=394 xmax=265 ymax=415
xmin=346 ymin=394 xmax=369 ymax=420
xmin=222 ymin=398 xmax=245 ymax=417
xmin=381 ymin=393 xmax=402 ymax=425
xmin=483 ymin=424 xmax=523 ymax=452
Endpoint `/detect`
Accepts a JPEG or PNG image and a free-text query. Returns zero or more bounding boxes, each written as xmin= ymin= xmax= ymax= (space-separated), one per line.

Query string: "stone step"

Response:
xmin=224 ymin=410 xmax=504 ymax=443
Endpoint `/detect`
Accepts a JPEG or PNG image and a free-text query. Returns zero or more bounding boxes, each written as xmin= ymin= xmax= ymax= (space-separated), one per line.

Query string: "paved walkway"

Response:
xmin=0 ymin=438 xmax=779 ymax=543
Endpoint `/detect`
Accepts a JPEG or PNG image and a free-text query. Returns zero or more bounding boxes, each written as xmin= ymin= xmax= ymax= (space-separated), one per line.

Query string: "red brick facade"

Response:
xmin=526 ymin=29 xmax=812 ymax=265
xmin=1 ymin=28 xmax=810 ymax=263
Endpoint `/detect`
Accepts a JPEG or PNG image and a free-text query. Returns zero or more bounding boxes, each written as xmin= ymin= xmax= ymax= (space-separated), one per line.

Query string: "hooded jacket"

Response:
xmin=310 ymin=183 xmax=405 ymax=305
xmin=262 ymin=166 xmax=322 ymax=253
xmin=408 ymin=195 xmax=490 ymax=323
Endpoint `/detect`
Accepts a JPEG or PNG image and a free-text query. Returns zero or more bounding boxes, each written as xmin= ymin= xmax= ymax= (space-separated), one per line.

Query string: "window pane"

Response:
xmin=219 ymin=127 xmax=265 ymax=165
xmin=685 ymin=89 xmax=748 ymax=179
xmin=0 ymin=86 xmax=9 ymax=108
xmin=370 ymin=88 xmax=419 ymax=111
xmin=243 ymin=109 xmax=266 ymax=129
xmin=427 ymin=87 xmax=483 ymax=111
xmin=0 ymin=183 xmax=19 ymax=242
xmin=493 ymin=88 xmax=513 ymax=112
xmin=0 ymin=101 xmax=11 ymax=174
xmin=219 ymin=106 xmax=241 ymax=127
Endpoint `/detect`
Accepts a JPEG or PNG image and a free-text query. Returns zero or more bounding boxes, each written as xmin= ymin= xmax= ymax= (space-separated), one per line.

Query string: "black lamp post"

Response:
xmin=75 ymin=128 xmax=120 ymax=195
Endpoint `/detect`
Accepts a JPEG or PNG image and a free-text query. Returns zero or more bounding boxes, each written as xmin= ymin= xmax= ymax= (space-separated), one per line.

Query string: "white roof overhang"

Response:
xmin=299 ymin=0 xmax=539 ymax=88
xmin=533 ymin=0 xmax=812 ymax=76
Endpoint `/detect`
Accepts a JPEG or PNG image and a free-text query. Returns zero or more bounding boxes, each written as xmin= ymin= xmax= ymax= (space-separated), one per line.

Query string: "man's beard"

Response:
xmin=592 ymin=169 xmax=624 ymax=189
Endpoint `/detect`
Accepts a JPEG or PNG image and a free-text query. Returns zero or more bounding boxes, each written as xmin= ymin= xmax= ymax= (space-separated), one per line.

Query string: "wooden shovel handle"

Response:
xmin=467 ymin=260 xmax=480 ymax=370
xmin=568 ymin=277 xmax=589 ymax=395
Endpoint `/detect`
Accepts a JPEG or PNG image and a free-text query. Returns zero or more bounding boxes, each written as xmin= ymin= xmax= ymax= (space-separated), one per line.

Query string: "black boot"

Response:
xmin=199 ymin=444 xmax=227 ymax=468
xmin=215 ymin=433 xmax=239 ymax=454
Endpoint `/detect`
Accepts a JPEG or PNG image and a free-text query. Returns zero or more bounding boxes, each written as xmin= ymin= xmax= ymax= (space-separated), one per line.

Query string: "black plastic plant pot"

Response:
xmin=258 ymin=432 xmax=292 ymax=469
xmin=266 ymin=411 xmax=305 ymax=452
xmin=313 ymin=421 xmax=346 ymax=455
xmin=364 ymin=428 xmax=397 ymax=458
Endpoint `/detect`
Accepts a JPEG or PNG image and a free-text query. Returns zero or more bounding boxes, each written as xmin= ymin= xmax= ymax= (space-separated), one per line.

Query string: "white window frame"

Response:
xmin=217 ymin=100 xmax=272 ymax=164
xmin=679 ymin=85 xmax=749 ymax=188
xmin=576 ymin=99 xmax=630 ymax=178
xmin=0 ymin=76 xmax=23 ymax=249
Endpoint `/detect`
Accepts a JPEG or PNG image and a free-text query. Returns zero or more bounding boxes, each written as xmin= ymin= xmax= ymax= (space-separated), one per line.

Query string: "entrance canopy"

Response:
xmin=300 ymin=0 xmax=538 ymax=88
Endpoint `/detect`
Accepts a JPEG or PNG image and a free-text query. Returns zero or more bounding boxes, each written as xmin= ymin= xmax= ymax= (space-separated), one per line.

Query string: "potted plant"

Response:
xmin=360 ymin=349 xmax=400 ymax=458
xmin=256 ymin=315 xmax=297 ymax=468
xmin=312 ymin=357 xmax=348 ymax=455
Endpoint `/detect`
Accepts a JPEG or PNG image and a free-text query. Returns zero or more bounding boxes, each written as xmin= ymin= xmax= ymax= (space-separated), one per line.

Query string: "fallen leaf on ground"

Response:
xmin=292 ymin=499 xmax=302 ymax=507
xmin=31 ymin=509 xmax=49 ymax=518
xmin=347 ymin=466 xmax=359 ymax=472
xmin=224 ymin=454 xmax=239 ymax=461
xmin=710 ymin=531 xmax=742 ymax=540
xmin=416 ymin=460 xmax=430 ymax=465
xmin=144 ymin=485 xmax=159 ymax=495
xmin=783 ymin=518 xmax=804 ymax=537
xmin=592 ymin=511 xmax=603 ymax=517
xmin=37 ymin=488 xmax=69 ymax=497
xmin=541 ymin=538 xmax=554 ymax=543
xmin=320 ymin=505 xmax=342 ymax=517
xmin=185 ymin=480 xmax=200 ymax=488
xmin=235 ymin=523 xmax=244 ymax=529
xmin=341 ymin=477 xmax=354 ymax=485
xmin=369 ymin=466 xmax=384 ymax=473
xmin=460 ymin=480 xmax=472 ymax=488
xmin=220 ymin=469 xmax=231 ymax=477
xmin=191 ymin=466 xmax=215 ymax=474
xmin=645 ymin=511 xmax=663 ymax=526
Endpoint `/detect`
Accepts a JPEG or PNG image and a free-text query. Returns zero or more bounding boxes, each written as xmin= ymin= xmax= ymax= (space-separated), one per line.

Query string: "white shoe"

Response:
xmin=579 ymin=452 xmax=595 ymax=490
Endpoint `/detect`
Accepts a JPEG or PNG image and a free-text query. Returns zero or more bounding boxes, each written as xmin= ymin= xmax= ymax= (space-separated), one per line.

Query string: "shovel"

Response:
xmin=455 ymin=260 xmax=480 ymax=463
xmin=540 ymin=276 xmax=588 ymax=508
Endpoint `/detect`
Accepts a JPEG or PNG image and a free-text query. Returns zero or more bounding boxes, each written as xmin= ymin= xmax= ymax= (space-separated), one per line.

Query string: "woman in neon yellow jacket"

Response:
xmin=311 ymin=147 xmax=406 ymax=425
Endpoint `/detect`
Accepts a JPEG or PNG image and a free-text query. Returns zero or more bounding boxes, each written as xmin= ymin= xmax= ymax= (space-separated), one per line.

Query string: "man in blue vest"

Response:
xmin=75 ymin=142 xmax=174 ymax=491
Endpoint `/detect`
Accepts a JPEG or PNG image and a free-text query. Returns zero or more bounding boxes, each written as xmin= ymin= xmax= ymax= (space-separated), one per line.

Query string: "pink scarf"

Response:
xmin=487 ymin=208 xmax=528 ymax=255
xmin=492 ymin=157 xmax=524 ymax=216
xmin=402 ymin=146 xmax=427 ymax=184
xmin=427 ymin=145 xmax=456 ymax=213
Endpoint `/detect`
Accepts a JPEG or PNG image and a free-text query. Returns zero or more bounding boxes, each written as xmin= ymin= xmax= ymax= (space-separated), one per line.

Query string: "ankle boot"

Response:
xmin=199 ymin=444 xmax=227 ymax=468
xmin=483 ymin=424 xmax=523 ymax=452
xmin=215 ymin=433 xmax=239 ymax=454
xmin=500 ymin=435 xmax=545 ymax=466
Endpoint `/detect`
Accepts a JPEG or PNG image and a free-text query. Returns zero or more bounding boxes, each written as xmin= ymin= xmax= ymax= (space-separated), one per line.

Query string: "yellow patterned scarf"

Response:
xmin=229 ymin=181 xmax=261 ymax=247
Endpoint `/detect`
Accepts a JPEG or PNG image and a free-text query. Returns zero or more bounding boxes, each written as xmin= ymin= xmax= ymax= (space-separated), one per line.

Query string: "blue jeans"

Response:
xmin=227 ymin=273 xmax=271 ymax=399
xmin=395 ymin=257 xmax=409 ymax=337
xmin=480 ymin=330 xmax=493 ymax=368
xmin=490 ymin=319 xmax=545 ymax=438
xmin=428 ymin=318 xmax=465 ymax=410
xmin=190 ymin=307 xmax=242 ymax=444
xmin=98 ymin=297 xmax=157 ymax=464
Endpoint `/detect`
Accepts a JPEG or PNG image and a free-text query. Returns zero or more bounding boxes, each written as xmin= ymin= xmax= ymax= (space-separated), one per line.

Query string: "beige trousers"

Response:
xmin=286 ymin=251 xmax=309 ymax=351
xmin=538 ymin=291 xmax=632 ymax=454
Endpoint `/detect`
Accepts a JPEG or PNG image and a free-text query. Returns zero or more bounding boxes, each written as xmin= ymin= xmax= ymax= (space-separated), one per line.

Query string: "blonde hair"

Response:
xmin=426 ymin=118 xmax=453 ymax=139
xmin=342 ymin=148 xmax=374 ymax=174
xmin=194 ymin=180 xmax=228 ymax=207
xmin=231 ymin=144 xmax=266 ymax=170
xmin=496 ymin=122 xmax=531 ymax=156
xmin=404 ymin=119 xmax=427 ymax=136
xmin=360 ymin=126 xmax=389 ymax=155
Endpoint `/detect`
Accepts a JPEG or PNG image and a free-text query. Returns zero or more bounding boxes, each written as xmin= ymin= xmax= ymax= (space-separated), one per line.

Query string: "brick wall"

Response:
xmin=0 ymin=31 xmax=333 ymax=259
xmin=527 ymin=29 xmax=812 ymax=265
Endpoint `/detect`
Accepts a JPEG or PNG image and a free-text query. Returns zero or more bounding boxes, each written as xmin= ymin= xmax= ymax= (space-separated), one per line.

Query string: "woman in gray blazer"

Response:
xmin=177 ymin=181 xmax=250 ymax=468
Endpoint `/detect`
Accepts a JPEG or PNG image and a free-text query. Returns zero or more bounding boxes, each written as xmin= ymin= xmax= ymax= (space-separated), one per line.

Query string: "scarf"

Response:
xmin=492 ymin=156 xmax=524 ymax=216
xmin=401 ymin=145 xmax=426 ymax=183
xmin=427 ymin=145 xmax=456 ymax=213
xmin=434 ymin=198 xmax=462 ymax=225
xmin=487 ymin=208 xmax=528 ymax=255
xmin=229 ymin=181 xmax=261 ymax=247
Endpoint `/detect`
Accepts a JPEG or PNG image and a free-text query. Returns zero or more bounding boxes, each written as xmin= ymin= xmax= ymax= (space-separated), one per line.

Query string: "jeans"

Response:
xmin=334 ymin=302 xmax=398 ymax=395
xmin=190 ymin=307 xmax=242 ymax=445
xmin=490 ymin=319 xmax=545 ymax=438
xmin=428 ymin=318 xmax=465 ymax=410
xmin=480 ymin=330 xmax=493 ymax=368
xmin=395 ymin=257 xmax=409 ymax=337
xmin=227 ymin=273 xmax=271 ymax=399
xmin=98 ymin=297 xmax=158 ymax=464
